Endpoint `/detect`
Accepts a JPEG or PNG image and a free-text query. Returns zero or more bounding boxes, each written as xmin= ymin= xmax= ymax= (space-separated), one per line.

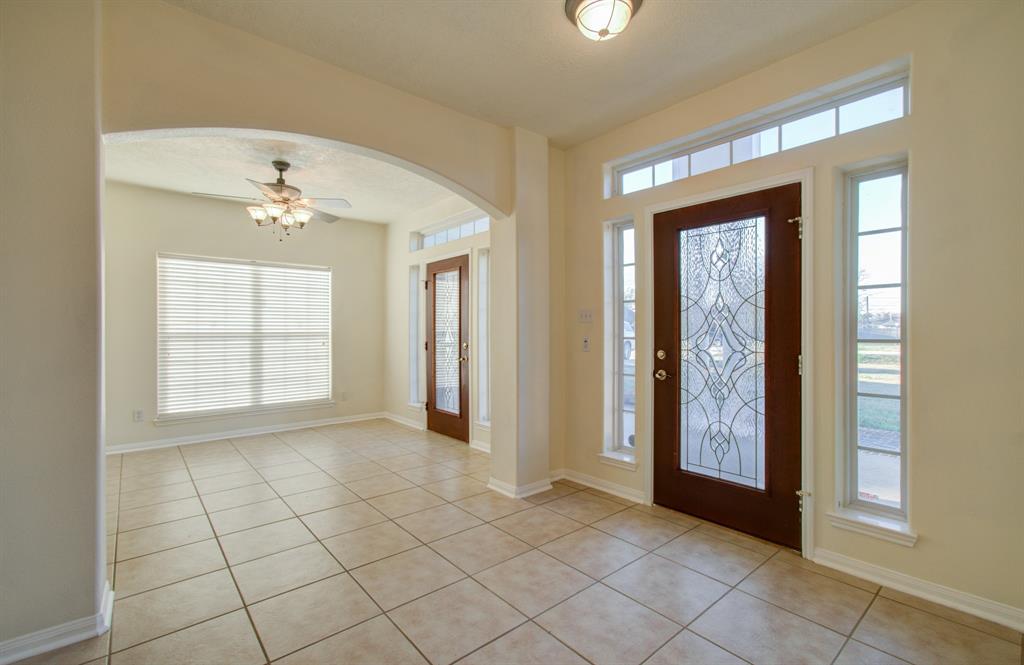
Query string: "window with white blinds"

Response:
xmin=157 ymin=254 xmax=332 ymax=420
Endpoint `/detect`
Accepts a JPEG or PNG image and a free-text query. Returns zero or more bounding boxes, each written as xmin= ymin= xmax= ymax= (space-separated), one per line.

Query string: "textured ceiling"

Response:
xmin=166 ymin=0 xmax=909 ymax=146
xmin=104 ymin=135 xmax=459 ymax=224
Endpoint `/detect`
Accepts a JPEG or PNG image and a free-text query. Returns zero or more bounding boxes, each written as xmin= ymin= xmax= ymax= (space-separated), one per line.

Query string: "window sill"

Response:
xmin=407 ymin=402 xmax=425 ymax=411
xmin=155 ymin=400 xmax=335 ymax=425
xmin=598 ymin=450 xmax=637 ymax=471
xmin=474 ymin=420 xmax=491 ymax=430
xmin=827 ymin=507 xmax=917 ymax=547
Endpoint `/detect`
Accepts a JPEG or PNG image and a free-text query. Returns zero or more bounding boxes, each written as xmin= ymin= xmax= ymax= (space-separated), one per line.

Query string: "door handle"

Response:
xmin=459 ymin=356 xmax=468 ymax=363
xmin=654 ymin=369 xmax=671 ymax=380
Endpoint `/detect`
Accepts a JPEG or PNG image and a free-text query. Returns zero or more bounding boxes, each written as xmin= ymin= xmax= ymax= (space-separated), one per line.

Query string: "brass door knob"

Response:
xmin=654 ymin=369 xmax=669 ymax=380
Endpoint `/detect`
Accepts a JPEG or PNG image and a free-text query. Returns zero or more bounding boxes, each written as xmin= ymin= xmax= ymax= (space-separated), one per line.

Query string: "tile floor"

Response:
xmin=20 ymin=419 xmax=1022 ymax=665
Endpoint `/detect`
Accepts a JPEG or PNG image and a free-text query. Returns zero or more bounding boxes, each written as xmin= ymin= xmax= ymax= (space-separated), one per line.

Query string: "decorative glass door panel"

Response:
xmin=426 ymin=255 xmax=470 ymax=441
xmin=653 ymin=184 xmax=802 ymax=549
xmin=679 ymin=218 xmax=766 ymax=489
xmin=434 ymin=269 xmax=461 ymax=415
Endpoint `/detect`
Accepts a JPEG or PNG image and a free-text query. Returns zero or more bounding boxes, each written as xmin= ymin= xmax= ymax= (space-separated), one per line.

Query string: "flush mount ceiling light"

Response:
xmin=565 ymin=0 xmax=642 ymax=41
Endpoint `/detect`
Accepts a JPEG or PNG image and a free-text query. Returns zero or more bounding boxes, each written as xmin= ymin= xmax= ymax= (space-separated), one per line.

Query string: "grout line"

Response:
xmin=831 ymin=586 xmax=883 ymax=665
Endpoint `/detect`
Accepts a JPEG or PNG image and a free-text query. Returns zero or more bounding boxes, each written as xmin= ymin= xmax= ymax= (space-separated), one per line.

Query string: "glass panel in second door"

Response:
xmin=434 ymin=269 xmax=461 ymax=415
xmin=679 ymin=217 xmax=766 ymax=489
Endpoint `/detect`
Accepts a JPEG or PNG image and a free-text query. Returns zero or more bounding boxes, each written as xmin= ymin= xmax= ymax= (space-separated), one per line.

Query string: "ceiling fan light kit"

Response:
xmin=565 ymin=0 xmax=641 ymax=41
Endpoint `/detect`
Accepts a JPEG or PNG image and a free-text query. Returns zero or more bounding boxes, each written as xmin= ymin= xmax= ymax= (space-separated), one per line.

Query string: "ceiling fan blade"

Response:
xmin=311 ymin=207 xmax=340 ymax=224
xmin=305 ymin=197 xmax=351 ymax=209
xmin=246 ymin=178 xmax=278 ymax=200
xmin=191 ymin=192 xmax=263 ymax=203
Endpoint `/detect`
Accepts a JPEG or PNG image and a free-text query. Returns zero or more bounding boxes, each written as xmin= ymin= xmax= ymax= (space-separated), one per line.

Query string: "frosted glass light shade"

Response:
xmin=246 ymin=206 xmax=269 ymax=226
xmin=292 ymin=208 xmax=314 ymax=228
xmin=263 ymin=202 xmax=286 ymax=221
xmin=569 ymin=0 xmax=638 ymax=41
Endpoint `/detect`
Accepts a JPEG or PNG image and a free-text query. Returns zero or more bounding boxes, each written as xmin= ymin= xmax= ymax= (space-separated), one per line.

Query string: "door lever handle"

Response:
xmin=459 ymin=356 xmax=468 ymax=363
xmin=654 ymin=369 xmax=671 ymax=381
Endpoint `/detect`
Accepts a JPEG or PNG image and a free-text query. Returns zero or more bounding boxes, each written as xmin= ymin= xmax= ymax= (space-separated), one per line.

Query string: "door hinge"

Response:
xmin=797 ymin=354 xmax=803 ymax=375
xmin=424 ymin=280 xmax=429 ymax=290
xmin=787 ymin=216 xmax=803 ymax=240
xmin=796 ymin=489 xmax=812 ymax=513
xmin=424 ymin=341 xmax=428 ymax=351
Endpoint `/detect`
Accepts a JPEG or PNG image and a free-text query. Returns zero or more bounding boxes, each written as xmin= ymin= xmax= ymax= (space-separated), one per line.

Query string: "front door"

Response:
xmin=425 ymin=255 xmax=470 ymax=442
xmin=652 ymin=183 xmax=802 ymax=548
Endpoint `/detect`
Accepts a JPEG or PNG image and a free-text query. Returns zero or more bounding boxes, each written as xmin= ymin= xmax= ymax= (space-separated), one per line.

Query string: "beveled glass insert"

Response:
xmin=679 ymin=217 xmax=766 ymax=489
xmin=434 ymin=269 xmax=460 ymax=415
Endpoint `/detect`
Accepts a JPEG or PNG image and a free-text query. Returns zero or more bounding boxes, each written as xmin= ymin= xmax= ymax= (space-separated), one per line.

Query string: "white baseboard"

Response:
xmin=487 ymin=476 xmax=552 ymax=499
xmin=469 ymin=439 xmax=491 ymax=454
xmin=105 ymin=412 xmax=391 ymax=454
xmin=813 ymin=549 xmax=1024 ymax=632
xmin=550 ymin=467 xmax=647 ymax=505
xmin=383 ymin=412 xmax=425 ymax=431
xmin=0 ymin=582 xmax=114 ymax=665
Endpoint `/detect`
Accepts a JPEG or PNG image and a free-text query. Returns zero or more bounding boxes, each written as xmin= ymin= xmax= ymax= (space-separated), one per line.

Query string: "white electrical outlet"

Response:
xmin=582 ymin=336 xmax=591 ymax=352
xmin=577 ymin=309 xmax=594 ymax=324
xmin=132 ymin=409 xmax=143 ymax=423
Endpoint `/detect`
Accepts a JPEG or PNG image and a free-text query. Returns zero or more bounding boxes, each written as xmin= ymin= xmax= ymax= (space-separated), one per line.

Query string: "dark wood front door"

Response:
xmin=652 ymin=183 xmax=802 ymax=548
xmin=425 ymin=255 xmax=470 ymax=442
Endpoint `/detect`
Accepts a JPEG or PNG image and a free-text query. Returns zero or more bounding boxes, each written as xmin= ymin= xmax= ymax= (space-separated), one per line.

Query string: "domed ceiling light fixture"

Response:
xmin=565 ymin=0 xmax=642 ymax=41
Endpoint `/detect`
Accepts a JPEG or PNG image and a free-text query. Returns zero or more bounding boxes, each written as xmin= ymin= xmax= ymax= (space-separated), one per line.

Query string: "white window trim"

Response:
xmin=612 ymin=70 xmax=909 ymax=197
xmin=831 ymin=161 xmax=914 ymax=545
xmin=408 ymin=264 xmax=421 ymax=405
xmin=476 ymin=248 xmax=491 ymax=425
xmin=602 ymin=220 xmax=636 ymax=465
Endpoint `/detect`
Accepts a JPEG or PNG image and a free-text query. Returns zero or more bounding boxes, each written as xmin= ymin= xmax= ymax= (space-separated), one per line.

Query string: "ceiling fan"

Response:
xmin=191 ymin=160 xmax=351 ymax=237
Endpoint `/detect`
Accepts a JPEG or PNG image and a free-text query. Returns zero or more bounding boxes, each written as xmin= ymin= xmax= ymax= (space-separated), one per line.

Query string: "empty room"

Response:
xmin=1 ymin=1 xmax=1022 ymax=664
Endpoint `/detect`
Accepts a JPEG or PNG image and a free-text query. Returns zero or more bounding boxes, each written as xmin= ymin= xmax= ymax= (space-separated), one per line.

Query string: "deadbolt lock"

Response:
xmin=656 ymin=349 xmax=666 ymax=360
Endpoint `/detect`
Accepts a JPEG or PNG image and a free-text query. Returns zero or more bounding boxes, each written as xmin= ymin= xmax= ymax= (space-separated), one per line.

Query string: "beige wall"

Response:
xmin=103 ymin=182 xmax=386 ymax=448
xmin=560 ymin=0 xmax=1024 ymax=608
xmin=101 ymin=0 xmax=514 ymax=218
xmin=0 ymin=0 xmax=104 ymax=641
xmin=382 ymin=195 xmax=492 ymax=447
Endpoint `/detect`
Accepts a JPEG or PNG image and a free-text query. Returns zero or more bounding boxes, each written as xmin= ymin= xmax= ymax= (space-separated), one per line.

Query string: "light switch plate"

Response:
xmin=578 ymin=309 xmax=594 ymax=324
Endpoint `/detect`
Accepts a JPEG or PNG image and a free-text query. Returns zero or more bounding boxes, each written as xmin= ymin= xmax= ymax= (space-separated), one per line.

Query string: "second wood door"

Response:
xmin=426 ymin=255 xmax=470 ymax=441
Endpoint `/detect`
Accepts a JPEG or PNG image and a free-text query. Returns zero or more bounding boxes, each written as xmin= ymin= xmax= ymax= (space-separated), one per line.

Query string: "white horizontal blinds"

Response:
xmin=157 ymin=255 xmax=331 ymax=418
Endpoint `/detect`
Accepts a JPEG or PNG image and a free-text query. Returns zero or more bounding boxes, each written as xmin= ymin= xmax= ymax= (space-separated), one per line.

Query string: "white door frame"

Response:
xmin=639 ymin=168 xmax=815 ymax=557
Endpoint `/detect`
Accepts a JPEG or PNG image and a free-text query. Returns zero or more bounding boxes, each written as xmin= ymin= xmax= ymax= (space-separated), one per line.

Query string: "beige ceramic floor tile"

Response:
xmin=878 ymin=586 xmax=1021 ymax=643
xmin=344 ymin=472 xmax=417 ymax=499
xmin=200 ymin=483 xmax=277 ymax=513
xmin=738 ymin=557 xmax=875 ymax=634
xmin=268 ymin=471 xmax=339 ymax=496
xmin=453 ymin=493 xmax=532 ymax=521
xmin=459 ymin=622 xmax=587 ymax=665
xmin=389 ymin=578 xmax=525 ymax=665
xmin=368 ymin=487 xmax=447 ymax=518
xmin=466 ymin=469 xmax=491 ymax=483
xmin=188 ymin=460 xmax=255 ymax=481
xmin=115 ymin=515 xmax=213 ymax=561
xmin=118 ymin=497 xmax=205 ymax=532
xmin=394 ymin=503 xmax=483 ymax=543
xmin=322 ymin=521 xmax=421 ymax=569
xmin=397 ymin=463 xmax=463 ymax=485
xmin=257 ymin=460 xmax=321 ymax=480
xmin=377 ymin=452 xmax=433 ymax=471
xmin=300 ymin=501 xmax=388 ymax=539
xmin=232 ymin=542 xmax=343 ymax=603
xmin=275 ymin=615 xmax=425 ymax=665
xmin=544 ymin=493 xmax=626 ymax=524
xmin=217 ymin=517 xmax=315 ymax=565
xmin=192 ymin=469 xmax=264 ymax=494
xmin=111 ymin=569 xmax=242 ymax=651
xmin=421 ymin=476 xmax=489 ymax=502
xmin=352 ymin=545 xmax=465 ymax=610
xmin=109 ymin=610 xmax=263 ymax=665
xmin=833 ymin=639 xmax=910 ymax=665
xmin=114 ymin=539 xmax=225 ymax=598
xmin=208 ymin=498 xmax=293 ymax=535
xmin=604 ymin=554 xmax=729 ymax=625
xmin=771 ymin=549 xmax=880 ymax=593
xmin=692 ymin=522 xmax=779 ymax=557
xmin=690 ymin=590 xmax=846 ymax=665
xmin=654 ymin=530 xmax=768 ymax=585
xmin=248 ymin=574 xmax=380 ymax=660
xmin=118 ymin=482 xmax=197 ymax=511
xmin=592 ymin=509 xmax=685 ymax=550
xmin=282 ymin=484 xmax=361 ymax=515
xmin=540 ymin=527 xmax=646 ymax=579
xmin=645 ymin=630 xmax=746 ymax=665
xmin=536 ymin=584 xmax=680 ymax=665
xmin=430 ymin=524 xmax=532 ymax=574
xmin=490 ymin=506 xmax=584 ymax=547
xmin=583 ymin=488 xmax=637 ymax=506
xmin=119 ymin=469 xmax=192 ymax=493
xmin=628 ymin=504 xmax=701 ymax=529
xmin=324 ymin=460 xmax=389 ymax=483
xmin=853 ymin=596 xmax=1020 ymax=665
xmin=474 ymin=550 xmax=593 ymax=617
